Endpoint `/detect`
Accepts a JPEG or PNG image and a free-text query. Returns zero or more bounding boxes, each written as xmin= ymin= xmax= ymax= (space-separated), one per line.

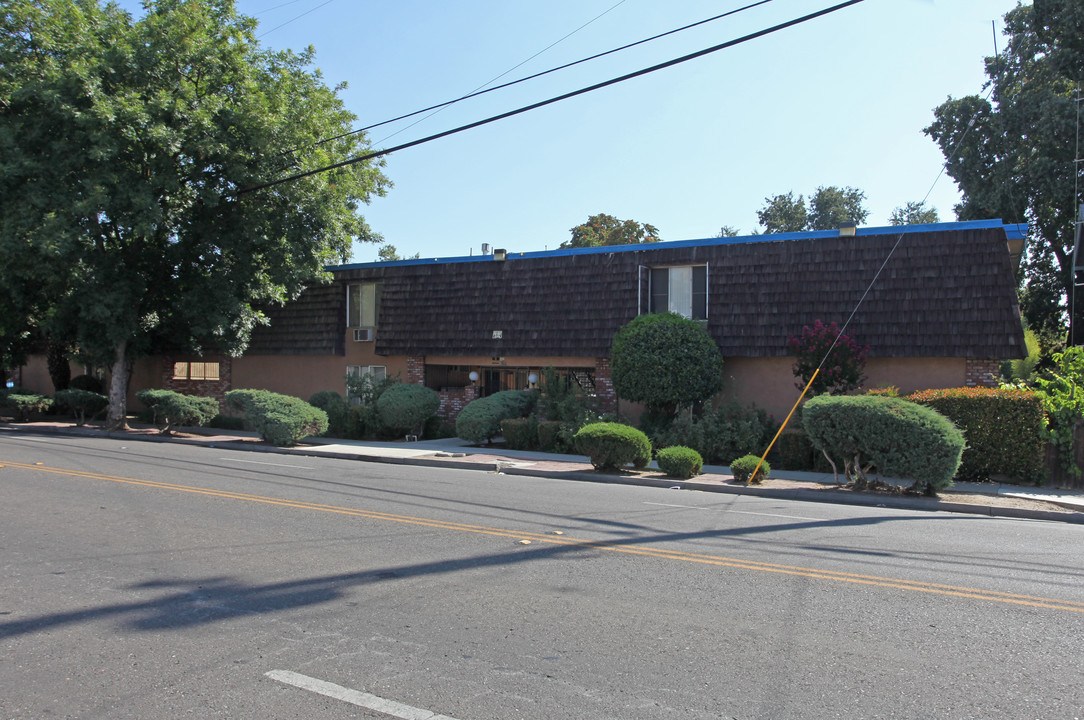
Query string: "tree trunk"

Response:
xmin=105 ymin=340 xmax=129 ymax=430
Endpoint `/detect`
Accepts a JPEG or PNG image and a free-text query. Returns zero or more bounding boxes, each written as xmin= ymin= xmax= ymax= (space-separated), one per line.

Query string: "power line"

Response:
xmin=257 ymin=0 xmax=336 ymax=38
xmin=301 ymin=0 xmax=775 ymax=154
xmin=242 ymin=0 xmax=865 ymax=195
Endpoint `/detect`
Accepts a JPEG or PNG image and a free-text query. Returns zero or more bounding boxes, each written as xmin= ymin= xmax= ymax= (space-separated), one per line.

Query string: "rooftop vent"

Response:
xmin=839 ymin=222 xmax=857 ymax=237
xmin=493 ymin=248 xmax=507 ymax=261
xmin=481 ymin=243 xmax=492 ymax=255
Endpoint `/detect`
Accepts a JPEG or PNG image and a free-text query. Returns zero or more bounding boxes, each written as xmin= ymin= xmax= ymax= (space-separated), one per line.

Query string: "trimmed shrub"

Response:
xmin=309 ymin=390 xmax=350 ymax=438
xmin=730 ymin=454 xmax=770 ymax=484
xmin=225 ymin=389 xmax=328 ymax=446
xmin=136 ymin=389 xmax=219 ymax=435
xmin=2 ymin=393 xmax=53 ymax=421
xmin=803 ymin=395 xmax=965 ymax=494
xmin=651 ymin=402 xmax=774 ymax=465
xmin=573 ymin=422 xmax=652 ymax=471
xmin=501 ymin=417 xmax=538 ymax=450
xmin=657 ymin=446 xmax=703 ymax=478
xmin=456 ymin=390 xmax=538 ymax=443
xmin=208 ymin=414 xmax=246 ymax=431
xmin=537 ymin=420 xmax=565 ymax=452
xmin=377 ymin=383 xmax=440 ymax=435
xmin=69 ymin=374 xmax=104 ymax=393
xmin=54 ymin=388 xmax=108 ymax=425
xmin=611 ymin=312 xmax=723 ymax=416
xmin=906 ymin=387 xmax=1045 ymax=482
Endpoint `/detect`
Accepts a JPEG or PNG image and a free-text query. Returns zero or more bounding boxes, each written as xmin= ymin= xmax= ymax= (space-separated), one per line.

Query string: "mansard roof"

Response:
xmin=247 ymin=219 xmax=1027 ymax=360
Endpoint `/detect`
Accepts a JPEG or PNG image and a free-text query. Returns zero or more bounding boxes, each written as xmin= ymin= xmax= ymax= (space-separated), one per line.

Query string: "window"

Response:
xmin=649 ymin=265 xmax=707 ymax=320
xmin=347 ymin=283 xmax=377 ymax=328
xmin=346 ymin=365 xmax=387 ymax=399
xmin=173 ymin=361 xmax=220 ymax=381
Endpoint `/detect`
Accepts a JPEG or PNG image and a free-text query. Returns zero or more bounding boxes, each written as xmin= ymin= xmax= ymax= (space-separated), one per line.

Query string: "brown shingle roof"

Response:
xmin=250 ymin=223 xmax=1025 ymax=360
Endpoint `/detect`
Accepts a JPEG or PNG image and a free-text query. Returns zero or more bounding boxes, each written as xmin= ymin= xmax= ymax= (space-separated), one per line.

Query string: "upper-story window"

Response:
xmin=347 ymin=283 xmax=377 ymax=328
xmin=649 ymin=265 xmax=707 ymax=320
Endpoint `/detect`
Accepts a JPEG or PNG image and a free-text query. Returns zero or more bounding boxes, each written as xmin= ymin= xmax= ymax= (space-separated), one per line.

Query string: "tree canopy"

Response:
xmin=378 ymin=244 xmax=420 ymax=262
xmin=756 ymin=186 xmax=869 ymax=233
xmin=889 ymin=201 xmax=940 ymax=226
xmin=560 ymin=213 xmax=660 ymax=249
xmin=924 ymin=0 xmax=1083 ymax=339
xmin=0 ymin=0 xmax=390 ymax=426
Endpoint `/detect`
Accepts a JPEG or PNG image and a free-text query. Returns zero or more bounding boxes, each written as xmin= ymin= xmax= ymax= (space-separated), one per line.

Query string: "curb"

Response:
xmin=4 ymin=423 xmax=1083 ymax=525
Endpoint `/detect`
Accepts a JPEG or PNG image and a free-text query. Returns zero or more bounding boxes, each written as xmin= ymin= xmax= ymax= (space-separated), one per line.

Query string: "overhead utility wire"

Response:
xmin=371 ymin=0 xmax=632 ymax=147
xmin=241 ymin=0 xmax=864 ymax=195
xmin=360 ymin=0 xmax=774 ymax=145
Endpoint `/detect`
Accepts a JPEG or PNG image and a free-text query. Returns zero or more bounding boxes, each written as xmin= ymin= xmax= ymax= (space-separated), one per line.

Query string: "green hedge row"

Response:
xmin=905 ymin=387 xmax=1045 ymax=482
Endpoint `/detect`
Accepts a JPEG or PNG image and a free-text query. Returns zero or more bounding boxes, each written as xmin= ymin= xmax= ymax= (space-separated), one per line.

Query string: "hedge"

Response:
xmin=803 ymin=395 xmax=965 ymax=494
xmin=906 ymin=387 xmax=1045 ymax=482
xmin=308 ymin=390 xmax=350 ymax=438
xmin=225 ymin=389 xmax=328 ymax=446
xmin=136 ymin=389 xmax=219 ymax=435
xmin=501 ymin=417 xmax=538 ymax=450
xmin=54 ymin=388 xmax=108 ymax=426
xmin=456 ymin=390 xmax=538 ymax=443
xmin=573 ymin=422 xmax=652 ymax=471
xmin=1 ymin=393 xmax=53 ymax=421
xmin=730 ymin=454 xmax=770 ymax=484
xmin=377 ymin=383 xmax=440 ymax=435
xmin=657 ymin=446 xmax=703 ymax=478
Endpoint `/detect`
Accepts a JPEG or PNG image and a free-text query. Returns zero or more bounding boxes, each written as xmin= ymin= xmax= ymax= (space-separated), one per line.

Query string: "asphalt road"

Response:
xmin=2 ymin=433 xmax=1083 ymax=719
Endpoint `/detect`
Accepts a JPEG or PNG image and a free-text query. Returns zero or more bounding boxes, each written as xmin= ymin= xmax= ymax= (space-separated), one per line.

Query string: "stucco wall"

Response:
xmin=231 ymin=354 xmax=410 ymax=401
xmin=719 ymin=356 xmax=968 ymax=421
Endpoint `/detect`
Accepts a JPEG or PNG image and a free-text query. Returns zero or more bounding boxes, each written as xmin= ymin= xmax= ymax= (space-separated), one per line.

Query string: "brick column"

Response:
xmin=437 ymin=384 xmax=478 ymax=422
xmin=406 ymin=355 xmax=426 ymax=385
xmin=594 ymin=357 xmax=617 ymax=414
xmin=964 ymin=357 xmax=999 ymax=388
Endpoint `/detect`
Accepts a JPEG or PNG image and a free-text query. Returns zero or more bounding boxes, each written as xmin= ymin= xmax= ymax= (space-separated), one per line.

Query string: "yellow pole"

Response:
xmin=746 ymin=367 xmax=819 ymax=486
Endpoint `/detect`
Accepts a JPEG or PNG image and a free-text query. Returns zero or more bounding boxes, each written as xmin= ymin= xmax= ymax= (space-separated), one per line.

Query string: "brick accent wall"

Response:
xmin=162 ymin=357 xmax=232 ymax=407
xmin=964 ymin=357 xmax=1000 ymax=388
xmin=406 ymin=355 xmax=425 ymax=385
xmin=594 ymin=357 xmax=617 ymax=414
xmin=437 ymin=385 xmax=478 ymax=422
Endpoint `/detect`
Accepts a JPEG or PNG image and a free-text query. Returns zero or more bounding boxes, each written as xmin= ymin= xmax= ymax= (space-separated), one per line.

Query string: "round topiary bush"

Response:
xmin=225 ymin=389 xmax=328 ymax=446
xmin=573 ymin=422 xmax=652 ymax=471
xmin=54 ymin=388 xmax=108 ymax=425
xmin=136 ymin=389 xmax=219 ymax=435
xmin=729 ymin=454 xmax=770 ymax=484
xmin=376 ymin=383 xmax=440 ymax=435
xmin=456 ymin=390 xmax=538 ymax=443
xmin=610 ymin=312 xmax=723 ymax=417
xmin=657 ymin=446 xmax=703 ymax=479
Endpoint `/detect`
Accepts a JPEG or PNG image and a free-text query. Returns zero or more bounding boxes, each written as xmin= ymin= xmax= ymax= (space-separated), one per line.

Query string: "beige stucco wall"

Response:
xmin=231 ymin=354 xmax=410 ymax=401
xmin=719 ymin=356 xmax=968 ymax=421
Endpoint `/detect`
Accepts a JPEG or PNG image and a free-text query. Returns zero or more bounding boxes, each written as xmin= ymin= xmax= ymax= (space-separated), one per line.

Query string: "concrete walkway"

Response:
xmin=3 ymin=420 xmax=1083 ymax=523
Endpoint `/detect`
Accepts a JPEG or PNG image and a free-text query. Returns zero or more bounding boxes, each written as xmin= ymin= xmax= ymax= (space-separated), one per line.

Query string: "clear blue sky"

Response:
xmin=116 ymin=0 xmax=1023 ymax=262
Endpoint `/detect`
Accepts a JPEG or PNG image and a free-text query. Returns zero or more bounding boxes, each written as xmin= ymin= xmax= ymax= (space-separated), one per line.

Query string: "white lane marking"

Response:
xmin=643 ymin=501 xmax=821 ymax=521
xmin=220 ymin=458 xmax=314 ymax=469
xmin=266 ymin=670 xmax=461 ymax=720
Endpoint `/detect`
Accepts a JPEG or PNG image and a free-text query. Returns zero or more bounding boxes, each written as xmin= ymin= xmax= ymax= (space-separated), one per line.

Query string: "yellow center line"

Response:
xmin=5 ymin=460 xmax=1083 ymax=614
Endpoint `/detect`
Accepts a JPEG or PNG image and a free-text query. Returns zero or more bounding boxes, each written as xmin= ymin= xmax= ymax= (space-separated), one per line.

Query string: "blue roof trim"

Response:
xmin=330 ymin=219 xmax=1028 ymax=271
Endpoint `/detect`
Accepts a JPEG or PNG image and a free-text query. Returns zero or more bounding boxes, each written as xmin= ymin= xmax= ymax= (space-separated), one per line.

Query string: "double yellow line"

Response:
xmin=5 ymin=459 xmax=1084 ymax=614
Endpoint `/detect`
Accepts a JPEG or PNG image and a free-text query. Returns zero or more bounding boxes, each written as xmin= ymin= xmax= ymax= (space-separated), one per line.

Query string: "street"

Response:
xmin=2 ymin=432 xmax=1082 ymax=719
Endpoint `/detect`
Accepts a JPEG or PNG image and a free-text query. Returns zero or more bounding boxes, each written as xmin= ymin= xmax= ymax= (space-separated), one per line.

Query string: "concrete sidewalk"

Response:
xmin=3 ymin=420 xmax=1083 ymax=522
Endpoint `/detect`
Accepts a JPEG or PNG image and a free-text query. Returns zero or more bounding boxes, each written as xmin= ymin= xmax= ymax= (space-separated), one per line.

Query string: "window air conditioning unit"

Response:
xmin=353 ymin=328 xmax=374 ymax=342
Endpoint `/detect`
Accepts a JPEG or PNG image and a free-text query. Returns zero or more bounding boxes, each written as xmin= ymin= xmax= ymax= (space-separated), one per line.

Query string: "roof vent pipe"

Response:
xmin=481 ymin=243 xmax=492 ymax=255
xmin=839 ymin=222 xmax=857 ymax=237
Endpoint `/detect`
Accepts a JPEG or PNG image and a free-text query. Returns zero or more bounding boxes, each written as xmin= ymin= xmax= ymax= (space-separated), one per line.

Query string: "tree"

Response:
xmin=756 ymin=192 xmax=807 ymax=233
xmin=716 ymin=225 xmax=741 ymax=238
xmin=378 ymin=244 xmax=419 ymax=262
xmin=561 ymin=213 xmax=660 ymax=249
xmin=610 ymin=312 xmax=722 ymax=417
xmin=0 ymin=0 xmax=390 ymax=427
xmin=787 ymin=319 xmax=869 ymax=396
xmin=756 ymin=187 xmax=869 ymax=233
xmin=924 ymin=0 xmax=1084 ymax=338
xmin=889 ymin=201 xmax=940 ymax=226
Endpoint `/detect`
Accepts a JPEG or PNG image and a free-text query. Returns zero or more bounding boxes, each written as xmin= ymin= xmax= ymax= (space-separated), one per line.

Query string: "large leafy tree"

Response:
xmin=925 ymin=0 xmax=1083 ymax=339
xmin=560 ymin=213 xmax=660 ymax=249
xmin=0 ymin=0 xmax=389 ymax=427
xmin=756 ymin=186 xmax=869 ymax=233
